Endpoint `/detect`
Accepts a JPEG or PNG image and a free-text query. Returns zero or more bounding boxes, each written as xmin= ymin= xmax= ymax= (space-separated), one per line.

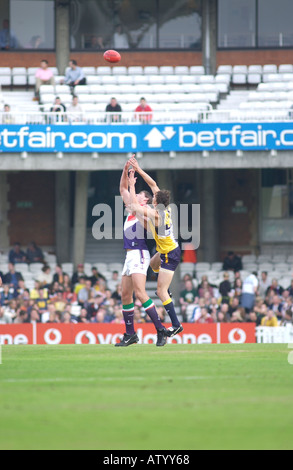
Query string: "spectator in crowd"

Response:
xmin=233 ymin=276 xmax=242 ymax=300
xmin=34 ymin=59 xmax=55 ymax=100
xmin=67 ymin=95 xmax=83 ymax=122
xmin=219 ymin=272 xmax=232 ymax=304
xmin=287 ymin=279 xmax=293 ymax=297
xmin=77 ymin=279 xmax=97 ymax=307
xmin=0 ymin=305 xmax=13 ymax=324
xmin=62 ymin=311 xmax=76 ymax=324
xmin=195 ymin=307 xmax=214 ymax=324
xmin=190 ymin=297 xmax=206 ymax=322
xmin=0 ymin=284 xmax=15 ymax=306
xmin=217 ymin=309 xmax=229 ymax=323
xmin=26 ymin=242 xmax=44 ymax=264
xmin=280 ymin=290 xmax=292 ymax=319
xmin=261 ymin=309 xmax=278 ymax=327
xmin=266 ymin=278 xmax=284 ymax=297
xmin=2 ymin=104 xmax=14 ymax=124
xmin=9 ymin=243 xmax=27 ymax=264
xmin=89 ymin=266 xmax=106 ymax=287
xmin=52 ymin=291 xmax=67 ymax=313
xmin=111 ymin=305 xmax=124 ymax=324
xmin=28 ymin=307 xmax=41 ymax=323
xmin=179 ymin=278 xmax=198 ymax=321
xmin=105 ymin=97 xmax=122 ymax=123
xmin=72 ymin=264 xmax=86 ymax=287
xmin=30 ymin=280 xmax=48 ymax=301
xmin=0 ymin=19 xmax=18 ymax=49
xmin=231 ymin=307 xmax=245 ymax=322
xmin=218 ymin=303 xmax=230 ymax=322
xmin=113 ymin=24 xmax=130 ymax=49
xmin=50 ymin=96 xmax=67 ymax=122
xmin=37 ymin=265 xmax=53 ymax=289
xmin=3 ymin=263 xmax=24 ymax=289
xmin=26 ymin=35 xmax=44 ymax=49
xmin=269 ymin=294 xmax=283 ymax=321
xmin=198 ymin=278 xmax=214 ymax=299
xmin=107 ymin=271 xmax=120 ymax=292
xmin=53 ymin=265 xmax=67 ymax=286
xmin=258 ymin=271 xmax=270 ymax=298
xmin=222 ymin=251 xmax=243 ymax=272
xmin=111 ymin=283 xmax=122 ymax=303
xmin=74 ymin=276 xmax=87 ymax=297
xmin=280 ymin=309 xmax=293 ymax=326
xmin=134 ymin=97 xmax=153 ymax=123
xmin=86 ymin=35 xmax=105 ymax=50
xmin=229 ymin=296 xmax=241 ymax=316
xmin=240 ymin=271 xmax=258 ymax=313
xmin=62 ymin=60 xmax=86 ymax=91
xmin=35 ymin=288 xmax=48 ymax=313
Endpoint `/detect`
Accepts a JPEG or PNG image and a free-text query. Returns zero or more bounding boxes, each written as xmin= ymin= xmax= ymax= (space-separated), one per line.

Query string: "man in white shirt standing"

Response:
xmin=241 ymin=271 xmax=259 ymax=313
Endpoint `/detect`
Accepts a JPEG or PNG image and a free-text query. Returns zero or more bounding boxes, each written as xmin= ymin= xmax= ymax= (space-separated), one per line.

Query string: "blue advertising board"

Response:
xmin=1 ymin=122 xmax=293 ymax=153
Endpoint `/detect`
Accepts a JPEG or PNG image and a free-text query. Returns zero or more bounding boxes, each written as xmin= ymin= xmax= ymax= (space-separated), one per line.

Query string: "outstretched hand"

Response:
xmin=129 ymin=155 xmax=140 ymax=171
xmin=128 ymin=169 xmax=137 ymax=186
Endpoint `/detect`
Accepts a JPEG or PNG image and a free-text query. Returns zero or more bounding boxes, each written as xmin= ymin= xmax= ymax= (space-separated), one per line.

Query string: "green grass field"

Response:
xmin=0 ymin=343 xmax=292 ymax=450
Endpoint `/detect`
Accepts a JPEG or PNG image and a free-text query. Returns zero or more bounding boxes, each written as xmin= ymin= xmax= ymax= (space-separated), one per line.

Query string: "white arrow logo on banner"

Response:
xmin=144 ymin=126 xmax=176 ymax=148
xmin=144 ymin=128 xmax=166 ymax=148
xmin=163 ymin=126 xmax=176 ymax=139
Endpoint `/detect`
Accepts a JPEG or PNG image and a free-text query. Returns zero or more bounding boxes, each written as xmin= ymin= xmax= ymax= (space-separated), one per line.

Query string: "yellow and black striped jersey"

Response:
xmin=148 ymin=206 xmax=178 ymax=254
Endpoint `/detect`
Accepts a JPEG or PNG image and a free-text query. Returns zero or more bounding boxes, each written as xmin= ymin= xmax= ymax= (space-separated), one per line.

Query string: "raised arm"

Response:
xmin=119 ymin=160 xmax=131 ymax=206
xmin=128 ymin=170 xmax=160 ymax=226
xmin=129 ymin=156 xmax=160 ymax=195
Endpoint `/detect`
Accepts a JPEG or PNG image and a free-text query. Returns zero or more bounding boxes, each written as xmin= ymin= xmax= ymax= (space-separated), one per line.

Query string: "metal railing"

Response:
xmin=0 ymin=107 xmax=291 ymax=125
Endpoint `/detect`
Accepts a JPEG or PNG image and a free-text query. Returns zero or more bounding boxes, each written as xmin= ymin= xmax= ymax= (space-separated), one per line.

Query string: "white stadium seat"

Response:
xmin=144 ymin=66 xmax=159 ymax=75
xmin=96 ymin=66 xmax=112 ymax=75
xmin=128 ymin=66 xmax=143 ymax=75
xmin=112 ymin=66 xmax=128 ymax=75
xmin=159 ymin=66 xmax=174 ymax=75
xmin=174 ymin=66 xmax=189 ymax=75
xmin=190 ymin=66 xmax=205 ymax=75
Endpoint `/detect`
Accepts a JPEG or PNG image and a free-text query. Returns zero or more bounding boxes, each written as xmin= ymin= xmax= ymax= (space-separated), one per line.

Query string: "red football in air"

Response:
xmin=103 ymin=50 xmax=121 ymax=63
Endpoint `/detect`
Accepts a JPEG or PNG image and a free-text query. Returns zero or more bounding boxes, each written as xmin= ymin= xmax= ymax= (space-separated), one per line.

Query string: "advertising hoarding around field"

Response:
xmin=0 ymin=323 xmax=256 ymax=345
xmin=1 ymin=123 xmax=293 ymax=153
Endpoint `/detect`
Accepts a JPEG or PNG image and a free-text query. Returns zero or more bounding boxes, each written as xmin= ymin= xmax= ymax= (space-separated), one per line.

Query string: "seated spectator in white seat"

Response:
xmin=222 ymin=251 xmax=242 ymax=272
xmin=67 ymin=95 xmax=83 ymax=122
xmin=34 ymin=59 xmax=55 ymax=100
xmin=9 ymin=242 xmax=27 ymax=264
xmin=3 ymin=263 xmax=24 ymax=289
xmin=107 ymin=271 xmax=120 ymax=292
xmin=26 ymin=242 xmax=44 ymax=264
xmin=62 ymin=59 xmax=86 ymax=90
xmin=2 ymin=104 xmax=14 ymax=124
xmin=50 ymin=96 xmax=67 ymax=122
xmin=134 ymin=97 xmax=153 ymax=123
xmin=105 ymin=97 xmax=122 ymax=123
xmin=38 ymin=265 xmax=53 ymax=288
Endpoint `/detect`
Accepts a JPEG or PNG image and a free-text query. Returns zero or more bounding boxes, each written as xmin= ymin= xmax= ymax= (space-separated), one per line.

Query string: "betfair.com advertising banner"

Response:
xmin=0 ymin=123 xmax=293 ymax=153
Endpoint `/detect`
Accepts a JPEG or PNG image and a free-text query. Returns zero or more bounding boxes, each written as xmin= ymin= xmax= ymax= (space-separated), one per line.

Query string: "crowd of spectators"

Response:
xmin=1 ymin=244 xmax=292 ymax=328
xmin=180 ymin=264 xmax=293 ymax=327
xmin=0 ymin=244 xmax=165 ymax=326
xmin=2 ymin=58 xmax=154 ymax=125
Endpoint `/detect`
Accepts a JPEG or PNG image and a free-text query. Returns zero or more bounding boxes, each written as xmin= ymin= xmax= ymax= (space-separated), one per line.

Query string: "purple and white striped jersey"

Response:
xmin=123 ymin=213 xmax=148 ymax=251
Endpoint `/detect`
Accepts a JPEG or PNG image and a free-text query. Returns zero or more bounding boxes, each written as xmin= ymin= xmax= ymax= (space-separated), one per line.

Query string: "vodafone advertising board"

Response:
xmin=0 ymin=323 xmax=256 ymax=345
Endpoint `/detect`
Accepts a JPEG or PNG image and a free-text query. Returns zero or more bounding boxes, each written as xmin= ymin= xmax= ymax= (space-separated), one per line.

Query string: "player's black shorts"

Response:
xmin=160 ymin=246 xmax=181 ymax=272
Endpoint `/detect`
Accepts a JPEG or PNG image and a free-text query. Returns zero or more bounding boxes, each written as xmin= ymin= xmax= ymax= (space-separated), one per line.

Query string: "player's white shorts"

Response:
xmin=122 ymin=249 xmax=150 ymax=277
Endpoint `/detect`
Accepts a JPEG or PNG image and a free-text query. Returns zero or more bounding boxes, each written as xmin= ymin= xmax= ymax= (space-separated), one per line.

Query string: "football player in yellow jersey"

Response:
xmin=128 ymin=157 xmax=183 ymax=337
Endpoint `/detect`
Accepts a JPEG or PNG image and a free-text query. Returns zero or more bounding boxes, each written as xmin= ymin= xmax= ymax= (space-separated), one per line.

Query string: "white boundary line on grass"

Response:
xmin=0 ymin=375 xmax=250 ymax=384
